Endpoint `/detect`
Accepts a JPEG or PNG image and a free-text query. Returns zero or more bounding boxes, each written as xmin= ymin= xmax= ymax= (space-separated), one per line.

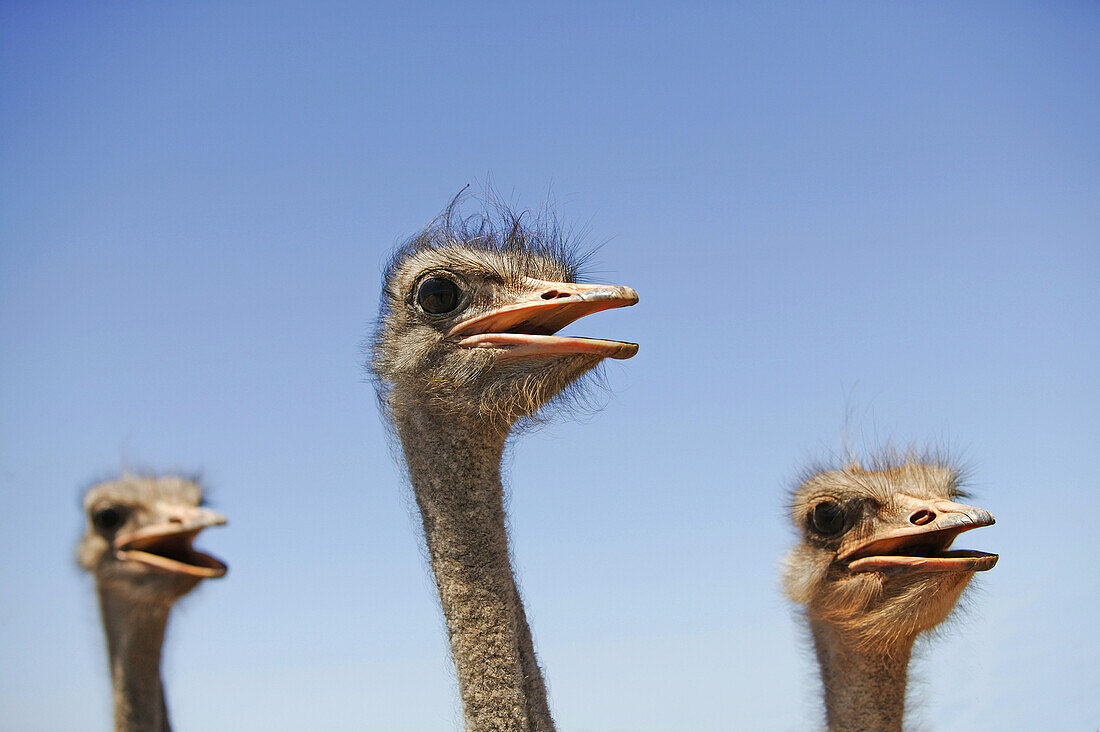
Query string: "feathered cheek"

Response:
xmin=823 ymin=571 xmax=885 ymax=616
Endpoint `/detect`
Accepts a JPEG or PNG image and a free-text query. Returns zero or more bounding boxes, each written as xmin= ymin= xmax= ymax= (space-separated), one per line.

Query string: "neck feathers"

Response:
xmin=396 ymin=409 xmax=555 ymax=731
xmin=810 ymin=617 xmax=912 ymax=732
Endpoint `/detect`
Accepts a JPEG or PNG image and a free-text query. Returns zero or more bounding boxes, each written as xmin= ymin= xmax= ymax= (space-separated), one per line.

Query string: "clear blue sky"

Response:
xmin=2 ymin=2 xmax=1097 ymax=729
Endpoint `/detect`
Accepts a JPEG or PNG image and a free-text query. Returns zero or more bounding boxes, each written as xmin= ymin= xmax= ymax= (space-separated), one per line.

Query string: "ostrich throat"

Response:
xmin=396 ymin=408 xmax=554 ymax=731
xmin=97 ymin=586 xmax=173 ymax=732
xmin=811 ymin=618 xmax=912 ymax=732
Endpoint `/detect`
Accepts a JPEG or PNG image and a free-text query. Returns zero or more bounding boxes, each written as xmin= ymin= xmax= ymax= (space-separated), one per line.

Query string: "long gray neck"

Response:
xmin=810 ymin=618 xmax=912 ymax=732
xmin=97 ymin=588 xmax=172 ymax=732
xmin=396 ymin=407 xmax=555 ymax=732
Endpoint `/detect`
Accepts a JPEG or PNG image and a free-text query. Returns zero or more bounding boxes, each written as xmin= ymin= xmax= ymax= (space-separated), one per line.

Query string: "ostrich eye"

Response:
xmin=417 ymin=276 xmax=462 ymax=315
xmin=92 ymin=506 xmax=127 ymax=532
xmin=810 ymin=501 xmax=847 ymax=537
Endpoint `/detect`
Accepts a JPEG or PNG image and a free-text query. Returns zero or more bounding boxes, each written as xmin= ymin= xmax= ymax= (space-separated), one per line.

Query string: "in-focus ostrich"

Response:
xmin=783 ymin=459 xmax=998 ymax=732
xmin=77 ymin=475 xmax=227 ymax=732
xmin=371 ymin=200 xmax=638 ymax=731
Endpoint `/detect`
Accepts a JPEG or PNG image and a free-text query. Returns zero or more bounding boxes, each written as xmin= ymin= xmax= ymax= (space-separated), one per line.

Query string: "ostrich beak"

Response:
xmin=841 ymin=495 xmax=998 ymax=575
xmin=448 ymin=278 xmax=639 ymax=360
xmin=114 ymin=506 xmax=229 ymax=578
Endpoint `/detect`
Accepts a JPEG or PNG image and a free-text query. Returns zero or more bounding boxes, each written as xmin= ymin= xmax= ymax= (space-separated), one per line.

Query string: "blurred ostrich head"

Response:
xmin=78 ymin=474 xmax=227 ymax=605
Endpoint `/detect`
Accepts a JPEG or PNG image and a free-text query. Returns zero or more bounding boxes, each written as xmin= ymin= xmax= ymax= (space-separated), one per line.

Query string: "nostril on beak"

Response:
xmin=168 ymin=517 xmax=183 ymax=525
xmin=910 ymin=509 xmax=936 ymax=526
xmin=540 ymin=290 xmax=571 ymax=300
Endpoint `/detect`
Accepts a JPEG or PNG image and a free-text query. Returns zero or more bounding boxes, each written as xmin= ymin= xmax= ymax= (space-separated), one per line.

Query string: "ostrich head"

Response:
xmin=77 ymin=475 xmax=228 ymax=605
xmin=371 ymin=202 xmax=638 ymax=427
xmin=783 ymin=461 xmax=998 ymax=651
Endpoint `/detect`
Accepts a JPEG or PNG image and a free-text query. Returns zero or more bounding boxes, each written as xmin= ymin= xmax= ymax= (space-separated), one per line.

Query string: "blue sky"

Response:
xmin=1 ymin=1 xmax=1097 ymax=729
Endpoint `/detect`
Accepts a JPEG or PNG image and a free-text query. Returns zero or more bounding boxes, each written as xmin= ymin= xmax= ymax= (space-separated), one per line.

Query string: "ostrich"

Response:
xmin=783 ymin=459 xmax=998 ymax=732
xmin=77 ymin=475 xmax=227 ymax=732
xmin=370 ymin=200 xmax=638 ymax=731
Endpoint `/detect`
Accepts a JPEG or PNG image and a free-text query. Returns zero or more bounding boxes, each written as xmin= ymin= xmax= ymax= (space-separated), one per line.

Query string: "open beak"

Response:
xmin=447 ymin=278 xmax=639 ymax=361
xmin=114 ymin=507 xmax=228 ymax=578
xmin=841 ymin=496 xmax=998 ymax=575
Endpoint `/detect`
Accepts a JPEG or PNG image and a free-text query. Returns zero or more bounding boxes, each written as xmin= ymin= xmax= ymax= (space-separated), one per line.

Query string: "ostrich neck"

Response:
xmin=396 ymin=408 xmax=555 ymax=732
xmin=97 ymin=588 xmax=172 ymax=732
xmin=811 ymin=618 xmax=911 ymax=732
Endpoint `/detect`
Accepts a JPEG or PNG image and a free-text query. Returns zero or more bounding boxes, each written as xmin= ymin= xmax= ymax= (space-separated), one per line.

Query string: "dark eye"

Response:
xmin=93 ymin=506 xmax=127 ymax=532
xmin=416 ymin=276 xmax=462 ymax=315
xmin=810 ymin=501 xmax=848 ymax=537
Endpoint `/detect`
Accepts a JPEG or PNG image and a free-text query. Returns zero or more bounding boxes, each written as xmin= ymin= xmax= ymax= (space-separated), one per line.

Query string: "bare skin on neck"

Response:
xmin=372 ymin=200 xmax=638 ymax=731
xmin=783 ymin=461 xmax=998 ymax=732
xmin=99 ymin=593 xmax=172 ymax=731
xmin=77 ymin=475 xmax=228 ymax=732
